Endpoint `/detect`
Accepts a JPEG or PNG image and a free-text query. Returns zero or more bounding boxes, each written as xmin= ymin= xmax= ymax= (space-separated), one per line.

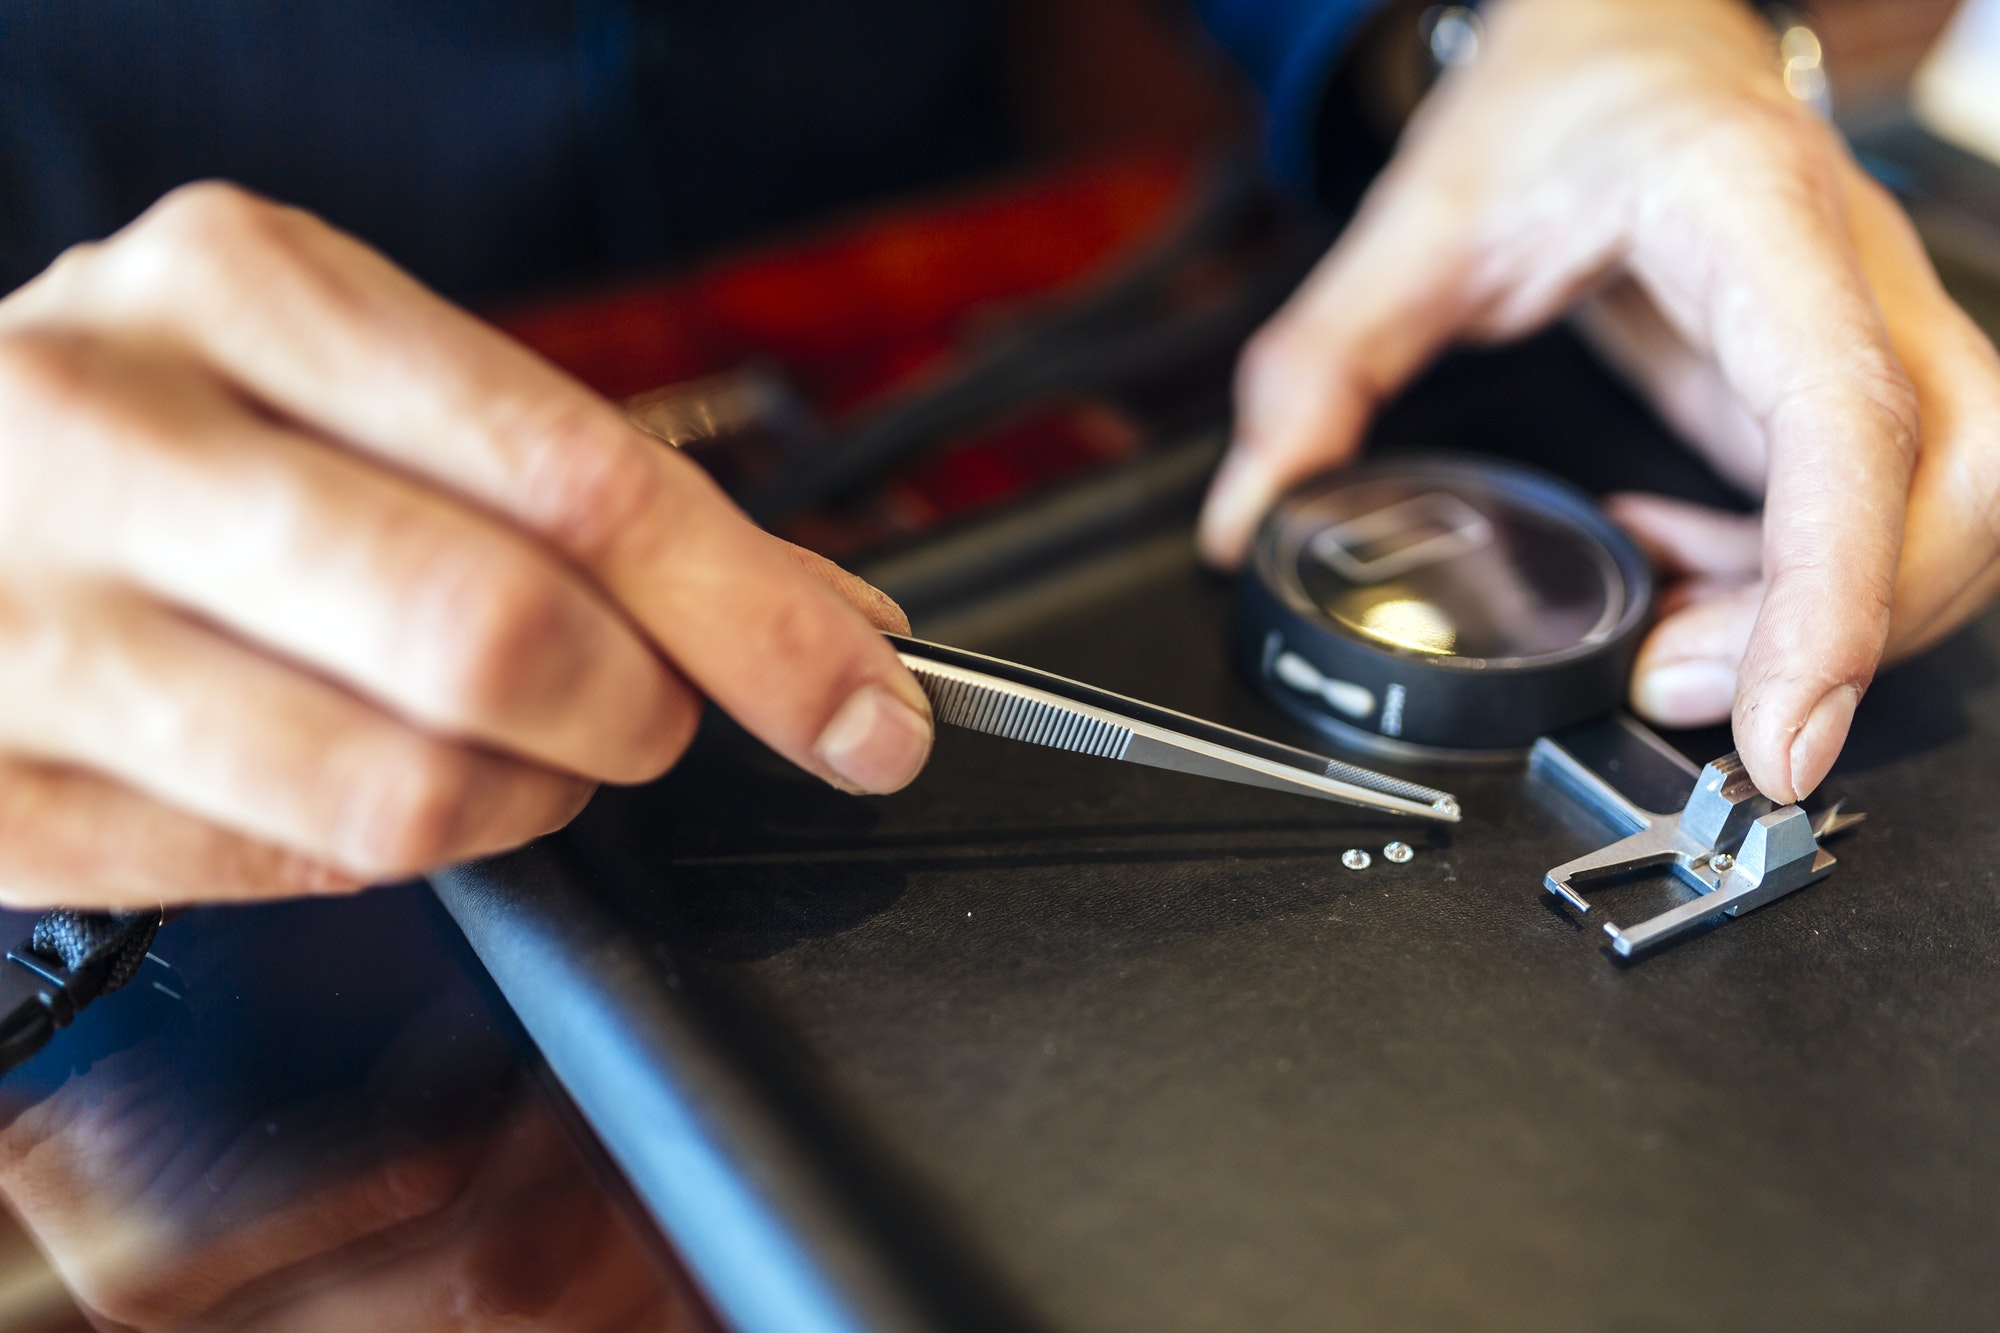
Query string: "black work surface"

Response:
xmin=435 ymin=337 xmax=2000 ymax=1333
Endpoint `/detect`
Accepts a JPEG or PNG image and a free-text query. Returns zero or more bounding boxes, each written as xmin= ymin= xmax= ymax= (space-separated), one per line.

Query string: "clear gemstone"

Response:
xmin=1342 ymin=849 xmax=1371 ymax=871
xmin=1383 ymin=841 xmax=1414 ymax=864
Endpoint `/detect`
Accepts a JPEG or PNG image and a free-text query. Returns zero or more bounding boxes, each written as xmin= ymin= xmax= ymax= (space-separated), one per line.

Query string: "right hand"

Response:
xmin=0 ymin=182 xmax=934 ymax=910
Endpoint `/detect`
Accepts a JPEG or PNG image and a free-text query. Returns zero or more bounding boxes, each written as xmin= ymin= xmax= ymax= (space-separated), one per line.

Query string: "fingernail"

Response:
xmin=814 ymin=684 xmax=933 ymax=794
xmin=1633 ymin=660 xmax=1738 ymax=725
xmin=1788 ymin=684 xmax=1861 ymax=802
xmin=1197 ymin=451 xmax=1261 ymax=566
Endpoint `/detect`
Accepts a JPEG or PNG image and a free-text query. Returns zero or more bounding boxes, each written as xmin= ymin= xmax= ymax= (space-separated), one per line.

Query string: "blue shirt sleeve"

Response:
xmin=1194 ymin=0 xmax=1389 ymax=192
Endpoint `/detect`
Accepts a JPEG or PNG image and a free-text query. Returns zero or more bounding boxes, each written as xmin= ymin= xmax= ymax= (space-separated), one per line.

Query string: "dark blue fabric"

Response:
xmin=0 ymin=1 xmax=1379 ymax=302
xmin=1194 ymin=0 xmax=1384 ymax=191
xmin=0 ymin=0 xmax=1010 ymax=301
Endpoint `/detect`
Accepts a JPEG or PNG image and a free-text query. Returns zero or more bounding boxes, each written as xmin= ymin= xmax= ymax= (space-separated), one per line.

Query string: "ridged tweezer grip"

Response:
xmin=907 ymin=662 xmax=1133 ymax=760
xmin=894 ymin=642 xmax=1460 ymax=820
xmin=1319 ymin=759 xmax=1448 ymax=807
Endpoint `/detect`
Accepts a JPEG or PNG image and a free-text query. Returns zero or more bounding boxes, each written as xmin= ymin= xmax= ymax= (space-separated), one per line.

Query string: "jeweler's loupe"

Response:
xmin=1237 ymin=454 xmax=1654 ymax=764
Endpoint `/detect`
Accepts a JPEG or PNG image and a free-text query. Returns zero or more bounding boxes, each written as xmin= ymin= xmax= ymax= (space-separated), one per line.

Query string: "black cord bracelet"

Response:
xmin=0 ymin=909 xmax=162 ymax=1075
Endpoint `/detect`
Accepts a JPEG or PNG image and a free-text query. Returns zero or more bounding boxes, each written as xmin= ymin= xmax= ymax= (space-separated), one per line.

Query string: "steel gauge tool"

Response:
xmin=1533 ymin=715 xmax=1866 ymax=957
xmin=887 ymin=635 xmax=1462 ymax=823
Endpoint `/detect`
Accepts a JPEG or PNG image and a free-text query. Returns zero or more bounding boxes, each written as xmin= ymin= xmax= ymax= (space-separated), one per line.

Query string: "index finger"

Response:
xmin=1637 ymin=129 xmax=1916 ymax=803
xmin=1197 ymin=165 xmax=1481 ymax=567
xmin=9 ymin=184 xmax=933 ymax=794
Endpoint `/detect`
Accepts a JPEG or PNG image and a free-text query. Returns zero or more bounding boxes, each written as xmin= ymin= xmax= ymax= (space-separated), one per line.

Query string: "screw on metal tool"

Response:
xmin=1383 ymin=842 xmax=1414 ymax=864
xmin=1342 ymin=849 xmax=1372 ymax=870
xmin=1533 ymin=731 xmax=1864 ymax=957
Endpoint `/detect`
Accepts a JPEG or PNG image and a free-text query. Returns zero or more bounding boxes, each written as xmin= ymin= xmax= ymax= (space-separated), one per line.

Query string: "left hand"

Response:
xmin=1198 ymin=0 xmax=2000 ymax=803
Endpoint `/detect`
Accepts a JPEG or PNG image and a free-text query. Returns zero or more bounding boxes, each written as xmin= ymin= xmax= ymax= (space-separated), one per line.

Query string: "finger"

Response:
xmin=1627 ymin=580 xmax=1765 ymax=728
xmin=245 ymin=1206 xmax=679 ymax=1333
xmin=175 ymin=1147 xmax=485 ymax=1331
xmin=783 ymin=543 xmax=912 ymax=634
xmin=1196 ymin=165 xmax=1481 ymax=566
xmin=15 ymin=1140 xmax=483 ymax=1330
xmin=1573 ymin=280 xmax=1769 ymax=491
xmin=0 ymin=330 xmax=696 ymax=786
xmin=0 ymin=759 xmax=360 ymax=911
xmin=1605 ymin=493 xmax=1763 ymax=581
xmin=1634 ymin=128 xmax=1917 ymax=802
xmin=1607 ymin=490 xmax=1765 ymax=725
xmin=234 ymin=1114 xmax=678 ymax=1333
xmin=0 ymin=580 xmax=594 ymax=881
xmin=1654 ymin=573 xmax=1760 ymax=622
xmin=613 ymin=483 xmax=935 ymax=794
xmin=9 ymin=184 xmax=932 ymax=795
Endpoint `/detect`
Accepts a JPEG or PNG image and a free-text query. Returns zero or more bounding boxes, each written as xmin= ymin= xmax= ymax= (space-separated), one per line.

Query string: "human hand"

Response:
xmin=0 ymin=183 xmax=932 ymax=909
xmin=1198 ymin=0 xmax=2000 ymax=802
xmin=1 ymin=1075 xmax=709 ymax=1331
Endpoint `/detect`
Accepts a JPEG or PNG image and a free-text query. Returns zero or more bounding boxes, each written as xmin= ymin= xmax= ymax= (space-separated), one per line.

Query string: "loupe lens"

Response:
xmin=1239 ymin=455 xmax=1653 ymax=760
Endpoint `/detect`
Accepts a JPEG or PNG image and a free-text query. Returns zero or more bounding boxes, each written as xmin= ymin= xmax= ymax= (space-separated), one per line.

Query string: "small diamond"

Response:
xmin=1342 ymin=849 xmax=1371 ymax=871
xmin=1383 ymin=841 xmax=1414 ymax=864
xmin=1711 ymin=853 xmax=1735 ymax=873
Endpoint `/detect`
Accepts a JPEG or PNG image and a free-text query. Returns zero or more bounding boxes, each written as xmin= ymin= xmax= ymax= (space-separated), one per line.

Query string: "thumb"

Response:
xmin=1197 ymin=180 xmax=1477 ymax=567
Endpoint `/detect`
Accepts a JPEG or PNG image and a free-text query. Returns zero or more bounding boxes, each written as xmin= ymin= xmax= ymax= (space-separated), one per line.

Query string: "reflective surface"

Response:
xmin=1276 ymin=473 xmax=1626 ymax=664
xmin=440 ymin=322 xmax=2000 ymax=1333
xmin=0 ymin=888 xmax=714 ymax=1332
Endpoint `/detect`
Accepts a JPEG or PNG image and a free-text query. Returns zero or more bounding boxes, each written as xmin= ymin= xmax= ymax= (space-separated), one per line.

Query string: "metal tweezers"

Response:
xmin=889 ymin=635 xmax=1461 ymax=823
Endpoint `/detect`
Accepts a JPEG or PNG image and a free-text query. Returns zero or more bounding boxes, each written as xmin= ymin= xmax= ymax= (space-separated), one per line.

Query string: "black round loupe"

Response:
xmin=1237 ymin=454 xmax=1654 ymax=763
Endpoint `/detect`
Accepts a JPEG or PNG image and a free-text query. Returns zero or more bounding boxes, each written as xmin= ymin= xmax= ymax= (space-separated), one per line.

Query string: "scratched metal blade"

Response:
xmin=901 ymin=655 xmax=1458 ymax=822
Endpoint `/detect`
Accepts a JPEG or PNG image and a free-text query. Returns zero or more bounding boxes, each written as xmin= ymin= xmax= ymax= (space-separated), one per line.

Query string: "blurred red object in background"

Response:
xmin=496 ymin=151 xmax=1195 ymax=412
xmin=494 ymin=152 xmax=1197 ymax=552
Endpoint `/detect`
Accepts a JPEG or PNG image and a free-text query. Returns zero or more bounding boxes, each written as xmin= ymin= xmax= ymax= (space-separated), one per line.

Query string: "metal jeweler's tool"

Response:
xmin=888 ymin=635 xmax=1460 ymax=823
xmin=1238 ymin=454 xmax=1654 ymax=764
xmin=1533 ymin=715 xmax=1864 ymax=956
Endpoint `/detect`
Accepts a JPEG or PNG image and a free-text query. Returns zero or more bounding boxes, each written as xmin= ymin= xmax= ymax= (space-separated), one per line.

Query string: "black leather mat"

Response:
xmin=435 ymin=333 xmax=2000 ymax=1333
